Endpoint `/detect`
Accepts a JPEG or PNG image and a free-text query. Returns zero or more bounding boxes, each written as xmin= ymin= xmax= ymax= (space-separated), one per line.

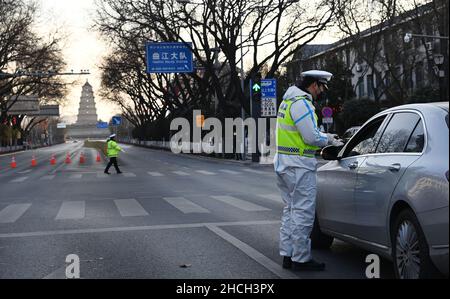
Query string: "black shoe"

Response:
xmin=117 ymin=171 xmax=123 ymax=174
xmin=104 ymin=171 xmax=111 ymax=175
xmin=282 ymin=257 xmax=292 ymax=269
xmin=291 ymin=259 xmax=325 ymax=271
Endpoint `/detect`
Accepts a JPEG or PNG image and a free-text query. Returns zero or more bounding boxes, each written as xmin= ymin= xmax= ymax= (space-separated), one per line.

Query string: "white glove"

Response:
xmin=121 ymin=149 xmax=126 ymax=153
xmin=331 ymin=139 xmax=345 ymax=147
xmin=327 ymin=134 xmax=344 ymax=147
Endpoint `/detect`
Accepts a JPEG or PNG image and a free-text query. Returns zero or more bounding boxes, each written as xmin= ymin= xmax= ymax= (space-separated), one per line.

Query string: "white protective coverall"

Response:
xmin=274 ymin=85 xmax=333 ymax=263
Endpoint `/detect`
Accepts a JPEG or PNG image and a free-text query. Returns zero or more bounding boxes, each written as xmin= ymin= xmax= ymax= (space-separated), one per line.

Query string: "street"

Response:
xmin=0 ymin=142 xmax=395 ymax=279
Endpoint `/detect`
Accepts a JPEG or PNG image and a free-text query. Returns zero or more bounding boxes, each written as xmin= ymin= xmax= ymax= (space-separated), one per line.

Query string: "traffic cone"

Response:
xmin=96 ymin=152 xmax=101 ymax=163
xmin=65 ymin=153 xmax=71 ymax=164
xmin=11 ymin=156 xmax=17 ymax=169
xmin=50 ymin=154 xmax=56 ymax=165
xmin=31 ymin=155 xmax=37 ymax=167
xmin=79 ymin=152 xmax=85 ymax=164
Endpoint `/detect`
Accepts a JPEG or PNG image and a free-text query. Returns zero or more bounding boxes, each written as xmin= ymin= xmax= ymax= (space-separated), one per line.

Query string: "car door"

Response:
xmin=318 ymin=115 xmax=388 ymax=236
xmin=353 ymin=112 xmax=425 ymax=247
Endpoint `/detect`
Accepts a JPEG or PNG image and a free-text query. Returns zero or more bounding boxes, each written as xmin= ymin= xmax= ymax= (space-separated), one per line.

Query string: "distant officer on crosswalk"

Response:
xmin=104 ymin=134 xmax=125 ymax=174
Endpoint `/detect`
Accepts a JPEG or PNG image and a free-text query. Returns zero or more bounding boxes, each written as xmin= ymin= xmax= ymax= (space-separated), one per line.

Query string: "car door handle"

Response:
xmin=389 ymin=163 xmax=402 ymax=172
xmin=348 ymin=162 xmax=358 ymax=169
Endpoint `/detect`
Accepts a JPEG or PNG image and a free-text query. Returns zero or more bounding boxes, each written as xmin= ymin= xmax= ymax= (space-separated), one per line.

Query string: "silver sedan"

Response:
xmin=314 ymin=102 xmax=449 ymax=279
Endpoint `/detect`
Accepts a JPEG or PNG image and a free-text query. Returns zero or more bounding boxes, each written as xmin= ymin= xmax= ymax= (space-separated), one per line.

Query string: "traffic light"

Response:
xmin=250 ymin=72 xmax=262 ymax=118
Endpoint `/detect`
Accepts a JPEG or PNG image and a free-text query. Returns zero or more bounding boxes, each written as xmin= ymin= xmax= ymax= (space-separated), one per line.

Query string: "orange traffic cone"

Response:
xmin=11 ymin=156 xmax=17 ymax=169
xmin=31 ymin=155 xmax=37 ymax=167
xmin=50 ymin=154 xmax=56 ymax=165
xmin=65 ymin=153 xmax=71 ymax=164
xmin=79 ymin=152 xmax=85 ymax=164
xmin=96 ymin=152 xmax=101 ymax=163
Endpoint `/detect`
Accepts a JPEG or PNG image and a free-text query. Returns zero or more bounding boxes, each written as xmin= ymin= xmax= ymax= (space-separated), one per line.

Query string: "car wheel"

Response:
xmin=392 ymin=209 xmax=441 ymax=279
xmin=311 ymin=216 xmax=334 ymax=249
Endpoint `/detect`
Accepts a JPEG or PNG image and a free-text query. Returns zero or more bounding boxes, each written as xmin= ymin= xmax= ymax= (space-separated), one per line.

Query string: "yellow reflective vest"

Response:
xmin=107 ymin=140 xmax=122 ymax=158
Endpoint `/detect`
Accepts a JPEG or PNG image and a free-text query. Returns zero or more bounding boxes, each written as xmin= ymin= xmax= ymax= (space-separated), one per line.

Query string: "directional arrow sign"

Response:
xmin=253 ymin=83 xmax=261 ymax=92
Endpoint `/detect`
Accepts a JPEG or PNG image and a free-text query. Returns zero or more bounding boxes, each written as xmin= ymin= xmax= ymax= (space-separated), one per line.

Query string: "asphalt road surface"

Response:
xmin=0 ymin=142 xmax=395 ymax=279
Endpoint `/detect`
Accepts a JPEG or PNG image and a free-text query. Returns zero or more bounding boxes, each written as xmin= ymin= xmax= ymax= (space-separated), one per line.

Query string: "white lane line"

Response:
xmin=18 ymin=170 xmax=32 ymax=174
xmin=114 ymin=199 xmax=149 ymax=217
xmin=122 ymin=173 xmax=136 ymax=178
xmin=206 ymin=225 xmax=298 ymax=279
xmin=257 ymin=194 xmax=282 ymax=203
xmin=69 ymin=174 xmax=83 ymax=179
xmin=196 ymin=170 xmax=216 ymax=176
xmin=163 ymin=197 xmax=210 ymax=214
xmin=242 ymin=168 xmax=268 ymax=175
xmin=211 ymin=196 xmax=270 ymax=212
xmin=42 ymin=266 xmax=67 ymax=279
xmin=10 ymin=177 xmax=29 ymax=183
xmin=40 ymin=175 xmax=56 ymax=181
xmin=55 ymin=201 xmax=85 ymax=220
xmin=147 ymin=172 xmax=164 ymax=177
xmin=0 ymin=220 xmax=280 ymax=238
xmin=97 ymin=173 xmax=109 ymax=178
xmin=173 ymin=171 xmax=189 ymax=176
xmin=219 ymin=169 xmax=241 ymax=175
xmin=0 ymin=204 xmax=32 ymax=223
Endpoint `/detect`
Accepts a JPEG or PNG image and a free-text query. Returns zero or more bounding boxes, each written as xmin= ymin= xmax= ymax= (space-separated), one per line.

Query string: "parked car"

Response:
xmin=342 ymin=126 xmax=361 ymax=143
xmin=314 ymin=102 xmax=449 ymax=279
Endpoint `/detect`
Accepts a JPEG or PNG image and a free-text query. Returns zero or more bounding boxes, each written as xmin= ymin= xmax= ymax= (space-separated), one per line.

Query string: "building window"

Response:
xmin=367 ymin=75 xmax=374 ymax=98
xmin=358 ymin=77 xmax=365 ymax=98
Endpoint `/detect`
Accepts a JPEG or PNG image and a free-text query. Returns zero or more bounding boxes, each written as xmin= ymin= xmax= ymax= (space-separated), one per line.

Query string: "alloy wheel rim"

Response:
xmin=396 ymin=220 xmax=421 ymax=279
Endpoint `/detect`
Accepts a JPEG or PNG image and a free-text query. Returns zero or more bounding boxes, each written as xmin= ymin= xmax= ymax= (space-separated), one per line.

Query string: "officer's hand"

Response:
xmin=330 ymin=138 xmax=345 ymax=147
xmin=121 ymin=149 xmax=126 ymax=153
xmin=326 ymin=133 xmax=339 ymax=144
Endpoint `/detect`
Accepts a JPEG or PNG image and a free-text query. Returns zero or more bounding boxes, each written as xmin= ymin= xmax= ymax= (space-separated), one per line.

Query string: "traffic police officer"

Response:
xmin=104 ymin=134 xmax=124 ymax=174
xmin=275 ymin=70 xmax=344 ymax=271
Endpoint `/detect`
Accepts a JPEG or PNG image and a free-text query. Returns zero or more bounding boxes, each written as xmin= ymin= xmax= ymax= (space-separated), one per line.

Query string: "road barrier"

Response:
xmin=31 ymin=155 xmax=37 ymax=167
xmin=10 ymin=156 xmax=17 ymax=168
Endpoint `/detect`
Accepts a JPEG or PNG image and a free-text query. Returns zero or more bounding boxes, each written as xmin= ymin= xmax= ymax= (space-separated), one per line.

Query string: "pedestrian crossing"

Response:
xmin=2 ymin=167 xmax=274 ymax=184
xmin=0 ymin=194 xmax=283 ymax=224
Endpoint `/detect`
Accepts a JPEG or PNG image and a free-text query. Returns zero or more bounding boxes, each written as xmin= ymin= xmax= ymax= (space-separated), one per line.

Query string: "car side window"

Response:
xmin=376 ymin=112 xmax=421 ymax=154
xmin=405 ymin=119 xmax=425 ymax=153
xmin=343 ymin=116 xmax=387 ymax=158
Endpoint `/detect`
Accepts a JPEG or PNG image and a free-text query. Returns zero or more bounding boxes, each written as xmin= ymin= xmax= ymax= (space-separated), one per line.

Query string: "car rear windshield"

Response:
xmin=446 ymin=113 xmax=449 ymax=128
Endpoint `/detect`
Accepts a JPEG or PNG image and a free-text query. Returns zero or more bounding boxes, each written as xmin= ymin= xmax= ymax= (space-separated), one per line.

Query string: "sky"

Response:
xmin=36 ymin=0 xmax=340 ymax=125
xmin=37 ymin=0 xmax=119 ymax=124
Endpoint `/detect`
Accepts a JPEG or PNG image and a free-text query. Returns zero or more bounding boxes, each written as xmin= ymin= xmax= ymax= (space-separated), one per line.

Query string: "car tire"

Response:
xmin=391 ymin=209 xmax=442 ymax=279
xmin=311 ymin=216 xmax=334 ymax=249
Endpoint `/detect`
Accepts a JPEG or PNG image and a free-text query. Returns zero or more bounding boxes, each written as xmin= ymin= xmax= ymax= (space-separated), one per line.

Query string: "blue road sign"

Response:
xmin=146 ymin=42 xmax=193 ymax=73
xmin=112 ymin=116 xmax=122 ymax=126
xmin=97 ymin=121 xmax=108 ymax=129
xmin=261 ymin=79 xmax=277 ymax=98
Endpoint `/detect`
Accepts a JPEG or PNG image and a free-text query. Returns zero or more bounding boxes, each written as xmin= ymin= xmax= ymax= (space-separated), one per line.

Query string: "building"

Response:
xmin=287 ymin=2 xmax=449 ymax=104
xmin=66 ymin=81 xmax=109 ymax=139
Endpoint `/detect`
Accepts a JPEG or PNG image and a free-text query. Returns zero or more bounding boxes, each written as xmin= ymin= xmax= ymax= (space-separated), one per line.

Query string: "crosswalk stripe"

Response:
xmin=242 ymin=169 xmax=268 ymax=175
xmin=10 ymin=177 xmax=29 ymax=183
xmin=258 ymin=194 xmax=282 ymax=203
xmin=114 ymin=199 xmax=149 ymax=217
xmin=219 ymin=169 xmax=241 ymax=175
xmin=122 ymin=173 xmax=136 ymax=177
xmin=69 ymin=174 xmax=82 ymax=179
xmin=97 ymin=173 xmax=109 ymax=178
xmin=148 ymin=172 xmax=164 ymax=177
xmin=211 ymin=196 xmax=270 ymax=212
xmin=196 ymin=170 xmax=216 ymax=175
xmin=40 ymin=175 xmax=55 ymax=181
xmin=0 ymin=204 xmax=32 ymax=223
xmin=163 ymin=197 xmax=210 ymax=214
xmin=173 ymin=171 xmax=189 ymax=176
xmin=55 ymin=201 xmax=85 ymax=220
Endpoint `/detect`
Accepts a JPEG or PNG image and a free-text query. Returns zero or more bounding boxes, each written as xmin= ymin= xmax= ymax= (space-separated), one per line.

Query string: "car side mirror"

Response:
xmin=321 ymin=145 xmax=344 ymax=161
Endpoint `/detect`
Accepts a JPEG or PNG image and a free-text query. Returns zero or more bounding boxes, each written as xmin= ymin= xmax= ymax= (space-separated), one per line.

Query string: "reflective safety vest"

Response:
xmin=107 ymin=140 xmax=122 ymax=158
xmin=276 ymin=96 xmax=320 ymax=158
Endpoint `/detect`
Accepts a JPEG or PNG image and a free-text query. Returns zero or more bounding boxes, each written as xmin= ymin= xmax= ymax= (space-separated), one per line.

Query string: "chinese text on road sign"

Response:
xmin=261 ymin=79 xmax=277 ymax=117
xmin=146 ymin=42 xmax=193 ymax=73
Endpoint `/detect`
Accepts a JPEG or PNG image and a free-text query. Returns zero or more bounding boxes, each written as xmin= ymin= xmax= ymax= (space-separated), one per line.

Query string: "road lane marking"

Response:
xmin=55 ymin=201 xmax=85 ymax=220
xmin=163 ymin=197 xmax=210 ymax=214
xmin=122 ymin=173 xmax=136 ymax=178
xmin=10 ymin=177 xmax=29 ymax=183
xmin=173 ymin=171 xmax=189 ymax=176
xmin=40 ymin=175 xmax=56 ymax=181
xmin=97 ymin=173 xmax=109 ymax=178
xmin=0 ymin=220 xmax=280 ymax=238
xmin=206 ymin=225 xmax=298 ymax=279
xmin=0 ymin=204 xmax=32 ymax=223
xmin=147 ymin=172 xmax=164 ymax=177
xmin=18 ymin=170 xmax=32 ymax=174
xmin=219 ymin=169 xmax=241 ymax=175
xmin=257 ymin=194 xmax=282 ymax=203
xmin=114 ymin=199 xmax=149 ymax=217
xmin=42 ymin=266 xmax=67 ymax=279
xmin=242 ymin=168 xmax=268 ymax=175
xmin=211 ymin=196 xmax=270 ymax=212
xmin=69 ymin=174 xmax=83 ymax=179
xmin=196 ymin=170 xmax=216 ymax=175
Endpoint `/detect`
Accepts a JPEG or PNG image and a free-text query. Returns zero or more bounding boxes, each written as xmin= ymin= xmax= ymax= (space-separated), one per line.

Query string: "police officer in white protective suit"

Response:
xmin=274 ymin=70 xmax=344 ymax=271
